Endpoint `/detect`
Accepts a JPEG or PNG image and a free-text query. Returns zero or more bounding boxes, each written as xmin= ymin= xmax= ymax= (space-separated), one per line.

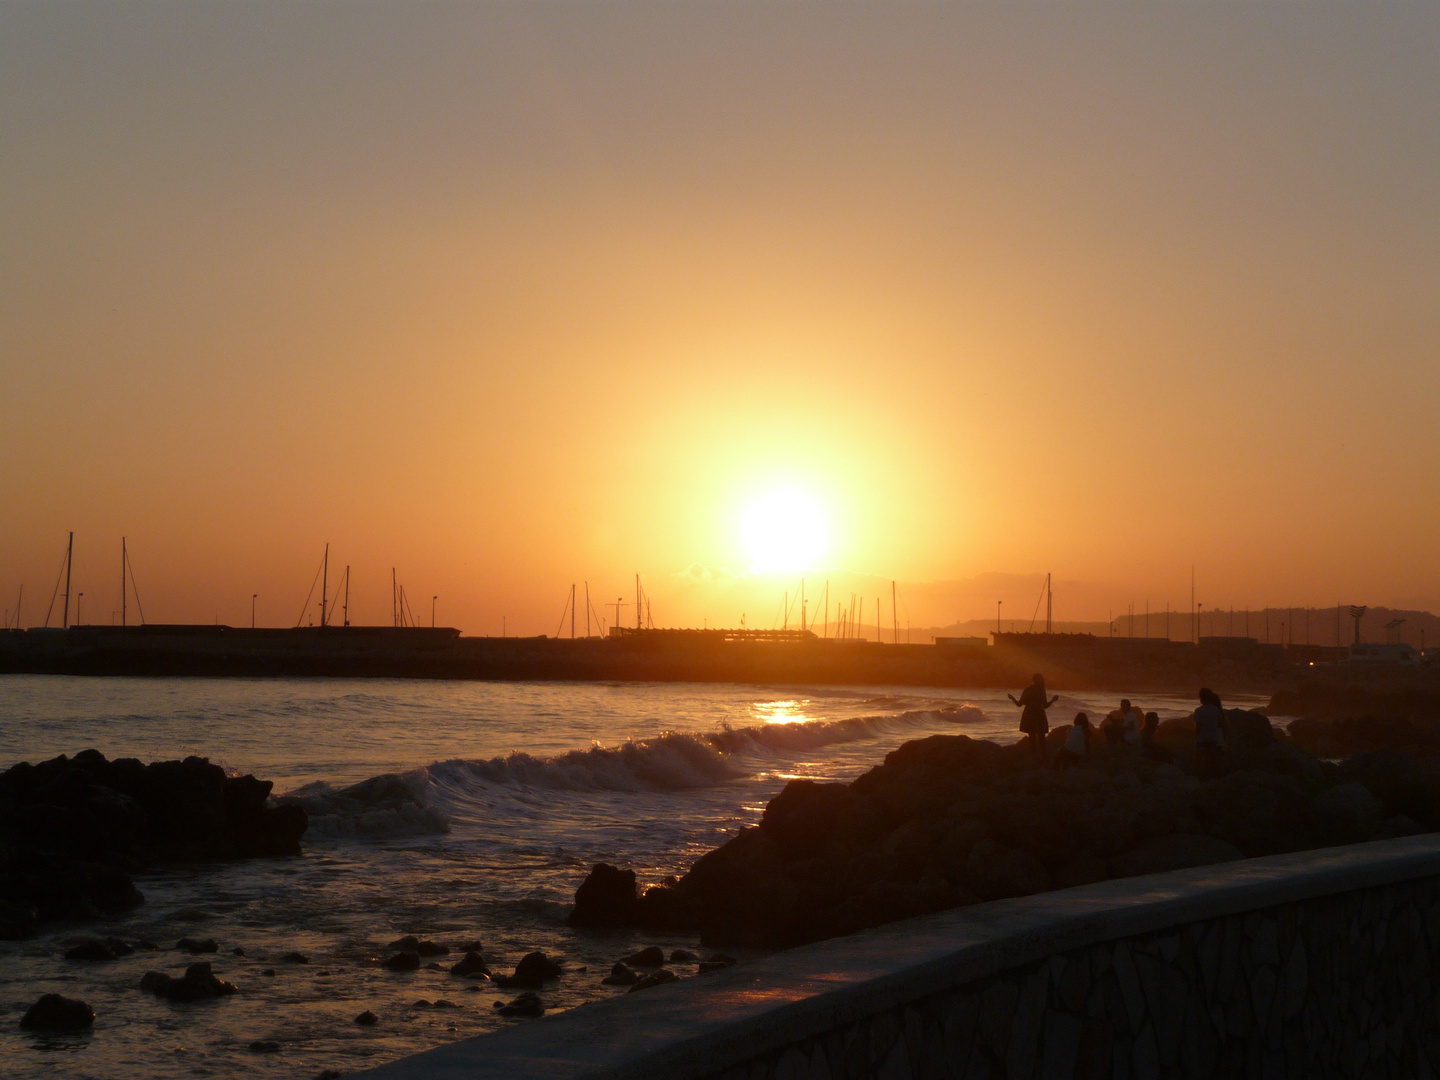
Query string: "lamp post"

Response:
xmin=77 ymin=593 xmax=83 ymax=626
xmin=252 ymin=594 xmax=257 ymax=629
xmin=431 ymin=596 xmax=437 ymax=628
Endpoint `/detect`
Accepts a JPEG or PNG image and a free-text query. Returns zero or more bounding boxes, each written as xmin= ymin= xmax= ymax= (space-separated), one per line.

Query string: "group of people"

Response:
xmin=1008 ymin=674 xmax=1228 ymax=775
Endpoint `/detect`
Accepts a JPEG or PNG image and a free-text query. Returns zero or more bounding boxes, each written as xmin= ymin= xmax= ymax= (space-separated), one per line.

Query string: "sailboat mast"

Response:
xmin=635 ymin=574 xmax=641 ymax=631
xmin=1046 ymin=572 xmax=1052 ymax=634
xmin=892 ymin=581 xmax=897 ymax=644
xmin=121 ymin=537 xmax=127 ymax=628
xmin=344 ymin=566 xmax=350 ymax=627
xmin=571 ymin=584 xmax=576 ymax=639
xmin=321 ymin=544 xmax=329 ymax=627
xmin=63 ymin=531 xmax=73 ymax=629
xmin=585 ymin=582 xmax=590 ymax=638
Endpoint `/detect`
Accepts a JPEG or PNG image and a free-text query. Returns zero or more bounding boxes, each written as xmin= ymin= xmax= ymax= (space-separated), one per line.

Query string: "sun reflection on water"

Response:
xmin=754 ymin=698 xmax=815 ymax=725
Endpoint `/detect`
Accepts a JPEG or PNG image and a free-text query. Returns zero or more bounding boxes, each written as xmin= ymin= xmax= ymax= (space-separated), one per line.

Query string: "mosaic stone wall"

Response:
xmin=708 ymin=877 xmax=1440 ymax=1080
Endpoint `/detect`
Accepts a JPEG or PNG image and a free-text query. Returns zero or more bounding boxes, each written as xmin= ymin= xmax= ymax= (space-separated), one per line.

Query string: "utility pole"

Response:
xmin=252 ymin=594 xmax=257 ymax=629
xmin=571 ymin=584 xmax=576 ymax=639
xmin=585 ymin=582 xmax=591 ymax=638
xmin=432 ymin=596 xmax=437 ymax=628
xmin=320 ymin=543 xmax=329 ymax=628
xmin=892 ymin=581 xmax=898 ymax=644
xmin=77 ymin=592 xmax=83 ymax=626
xmin=997 ymin=600 xmax=1002 ymax=636
xmin=1047 ymin=573 xmax=1052 ymax=634
xmin=344 ymin=567 xmax=350 ymax=627
xmin=635 ymin=575 xmax=641 ymax=631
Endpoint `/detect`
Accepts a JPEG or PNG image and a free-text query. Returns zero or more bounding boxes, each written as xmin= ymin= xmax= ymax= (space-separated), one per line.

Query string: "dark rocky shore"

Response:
xmin=572 ymin=710 xmax=1440 ymax=948
xmin=0 ymin=750 xmax=307 ymax=939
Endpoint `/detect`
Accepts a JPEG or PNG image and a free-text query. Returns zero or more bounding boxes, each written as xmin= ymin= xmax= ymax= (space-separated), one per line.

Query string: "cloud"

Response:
xmin=673 ymin=563 xmax=739 ymax=586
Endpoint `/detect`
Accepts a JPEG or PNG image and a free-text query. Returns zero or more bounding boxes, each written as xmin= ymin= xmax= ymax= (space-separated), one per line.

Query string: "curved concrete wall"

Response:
xmin=356 ymin=834 xmax=1440 ymax=1080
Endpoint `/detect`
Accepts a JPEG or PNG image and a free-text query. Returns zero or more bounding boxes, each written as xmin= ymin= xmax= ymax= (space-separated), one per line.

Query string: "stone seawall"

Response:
xmin=354 ymin=835 xmax=1440 ymax=1080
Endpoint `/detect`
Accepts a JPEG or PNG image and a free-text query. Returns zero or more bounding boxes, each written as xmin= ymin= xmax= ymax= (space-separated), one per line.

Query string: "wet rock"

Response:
xmin=695 ymin=952 xmax=737 ymax=974
xmin=424 ymin=961 xmax=443 ymax=970
xmin=140 ymin=961 xmax=237 ymax=1001
xmin=261 ymin=968 xmax=276 ymax=976
xmin=620 ymin=945 xmax=665 ymax=968
xmin=432 ymin=999 xmax=457 ymax=1008
xmin=64 ymin=936 xmax=120 ymax=961
xmin=0 ymin=751 xmax=307 ymax=933
xmin=248 ymin=1040 xmax=280 ymax=1053
xmin=463 ymin=984 xmax=486 ymax=992
xmin=568 ymin=863 xmax=639 ymax=928
xmin=354 ymin=1009 xmax=377 ymax=1026
xmin=411 ymin=999 xmax=432 ymax=1008
xmin=177 ymin=937 xmax=218 ymax=954
xmin=135 ymin=939 xmax=159 ymax=951
xmin=230 ymin=946 xmax=246 ymax=956
xmin=382 ymin=951 xmax=420 ymax=972
xmin=602 ymin=962 xmax=639 ymax=986
xmin=494 ymin=991 xmax=544 ymax=1018
xmin=449 ymin=951 xmax=490 ymax=978
xmin=20 ymin=993 xmax=95 ymax=1031
xmin=455 ymin=939 xmax=483 ymax=953
xmin=280 ymin=951 xmax=308 ymax=964
xmin=495 ymin=950 xmax=562 ymax=988
xmin=386 ymin=935 xmax=448 ymax=956
xmin=629 ymin=968 xmax=679 ymax=992
xmin=669 ymin=949 xmax=698 ymax=963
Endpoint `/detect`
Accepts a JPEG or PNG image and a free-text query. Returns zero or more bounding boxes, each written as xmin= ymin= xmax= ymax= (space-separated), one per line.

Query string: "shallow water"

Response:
xmin=0 ymin=676 xmax=1260 ymax=1079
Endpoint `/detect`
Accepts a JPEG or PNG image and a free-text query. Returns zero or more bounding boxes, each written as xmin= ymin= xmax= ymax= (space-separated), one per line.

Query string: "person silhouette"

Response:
xmin=1009 ymin=674 xmax=1059 ymax=755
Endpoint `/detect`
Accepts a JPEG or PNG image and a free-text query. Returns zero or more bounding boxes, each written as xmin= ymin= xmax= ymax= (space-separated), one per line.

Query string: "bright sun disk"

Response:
xmin=741 ymin=489 xmax=829 ymax=573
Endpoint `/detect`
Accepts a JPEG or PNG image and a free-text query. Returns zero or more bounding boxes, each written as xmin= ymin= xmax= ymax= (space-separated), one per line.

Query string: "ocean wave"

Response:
xmin=280 ymin=771 xmax=451 ymax=839
xmin=282 ymin=705 xmax=993 ymax=829
xmin=428 ymin=705 xmax=989 ymax=794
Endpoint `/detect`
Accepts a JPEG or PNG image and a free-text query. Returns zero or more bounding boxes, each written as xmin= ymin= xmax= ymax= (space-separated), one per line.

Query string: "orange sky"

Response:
xmin=2 ymin=4 xmax=1437 ymax=634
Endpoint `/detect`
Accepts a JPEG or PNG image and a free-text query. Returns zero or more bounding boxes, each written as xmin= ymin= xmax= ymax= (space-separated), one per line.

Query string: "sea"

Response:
xmin=0 ymin=676 xmax=1266 ymax=1079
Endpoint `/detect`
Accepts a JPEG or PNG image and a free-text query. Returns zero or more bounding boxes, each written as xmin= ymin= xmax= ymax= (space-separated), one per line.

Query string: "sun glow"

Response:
xmin=741 ymin=489 xmax=829 ymax=573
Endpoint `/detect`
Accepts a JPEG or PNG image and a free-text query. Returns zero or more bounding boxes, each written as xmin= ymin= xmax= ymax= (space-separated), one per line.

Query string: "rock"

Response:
xmin=455 ymin=939 xmax=483 ymax=952
xmin=354 ymin=1010 xmax=377 ymax=1026
xmin=668 ymin=949 xmax=698 ymax=963
xmin=382 ymin=951 xmax=420 ymax=972
xmin=602 ymin=963 xmax=639 ymax=986
xmin=177 ymin=937 xmax=218 ymax=954
xmin=140 ymin=961 xmax=238 ymax=1001
xmin=416 ymin=940 xmax=448 ymax=957
xmin=411 ymin=999 xmax=432 ymax=1008
xmin=698 ymin=959 xmax=735 ymax=974
xmin=619 ymin=945 xmax=665 ymax=968
xmin=449 ymin=951 xmax=490 ymax=977
xmin=0 ymin=751 xmax=307 ymax=934
xmin=1339 ymin=749 xmax=1440 ymax=826
xmin=432 ymin=999 xmax=457 ymax=1009
xmin=1224 ymin=710 xmax=1275 ymax=756
xmin=629 ymin=968 xmax=679 ymax=992
xmin=64 ymin=936 xmax=120 ymax=961
xmin=231 ymin=946 xmax=246 ymax=956
xmin=513 ymin=951 xmax=562 ymax=980
xmin=964 ymin=838 xmax=1049 ymax=901
xmin=19 ymin=993 xmax=95 ymax=1031
xmin=387 ymin=935 xmax=421 ymax=952
xmin=1106 ymin=834 xmax=1244 ymax=878
xmin=136 ymin=939 xmax=159 ymax=951
xmin=424 ymin=961 xmax=443 ymax=971
xmin=567 ymin=863 xmax=639 ymax=928
xmin=281 ymin=951 xmax=309 ymax=964
xmin=494 ymin=991 xmax=544 ymax=1018
xmin=1309 ymin=783 xmax=1386 ymax=846
xmin=249 ymin=1040 xmax=280 ymax=1053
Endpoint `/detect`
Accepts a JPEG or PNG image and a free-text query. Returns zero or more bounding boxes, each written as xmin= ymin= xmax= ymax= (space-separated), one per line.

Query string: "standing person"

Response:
xmin=1009 ymin=674 xmax=1059 ymax=756
xmin=1194 ymin=688 xmax=1227 ymax=777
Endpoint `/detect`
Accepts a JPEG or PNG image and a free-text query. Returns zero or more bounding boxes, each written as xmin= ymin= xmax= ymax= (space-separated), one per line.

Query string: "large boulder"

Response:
xmin=1308 ymin=783 xmax=1386 ymax=846
xmin=140 ymin=961 xmax=237 ymax=1001
xmin=567 ymin=863 xmax=639 ymax=928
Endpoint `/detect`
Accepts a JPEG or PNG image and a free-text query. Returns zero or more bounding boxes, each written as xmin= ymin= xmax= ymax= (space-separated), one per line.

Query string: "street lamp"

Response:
xmin=76 ymin=593 xmax=83 ymax=626
xmin=431 ymin=596 xmax=437 ymax=628
xmin=252 ymin=594 xmax=257 ymax=629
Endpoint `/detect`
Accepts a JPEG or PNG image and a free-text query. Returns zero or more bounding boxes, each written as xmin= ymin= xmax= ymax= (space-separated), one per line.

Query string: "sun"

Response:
xmin=741 ymin=489 xmax=829 ymax=573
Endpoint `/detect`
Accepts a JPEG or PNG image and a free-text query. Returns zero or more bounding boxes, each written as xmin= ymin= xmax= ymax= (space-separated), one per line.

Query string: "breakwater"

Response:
xmin=354 ymin=834 xmax=1440 ymax=1080
xmin=0 ymin=625 xmax=1300 ymax=692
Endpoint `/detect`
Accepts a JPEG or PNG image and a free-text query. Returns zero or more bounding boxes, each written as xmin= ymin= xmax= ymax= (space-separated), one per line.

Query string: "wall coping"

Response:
xmin=354 ymin=834 xmax=1440 ymax=1080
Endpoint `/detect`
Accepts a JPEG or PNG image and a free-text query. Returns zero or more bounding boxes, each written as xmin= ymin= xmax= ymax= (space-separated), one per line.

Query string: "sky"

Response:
xmin=2 ymin=3 xmax=1437 ymax=634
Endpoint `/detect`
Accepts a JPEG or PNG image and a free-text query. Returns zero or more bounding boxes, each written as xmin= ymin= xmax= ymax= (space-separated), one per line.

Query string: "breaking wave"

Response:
xmin=280 ymin=771 xmax=451 ymax=839
xmin=280 ymin=704 xmax=992 ymax=833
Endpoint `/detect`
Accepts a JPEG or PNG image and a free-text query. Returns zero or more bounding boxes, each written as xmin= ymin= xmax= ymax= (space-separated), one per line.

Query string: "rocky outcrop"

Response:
xmin=140 ymin=961 xmax=238 ymax=1001
xmin=572 ymin=722 xmax=1440 ymax=949
xmin=0 ymin=750 xmax=307 ymax=937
